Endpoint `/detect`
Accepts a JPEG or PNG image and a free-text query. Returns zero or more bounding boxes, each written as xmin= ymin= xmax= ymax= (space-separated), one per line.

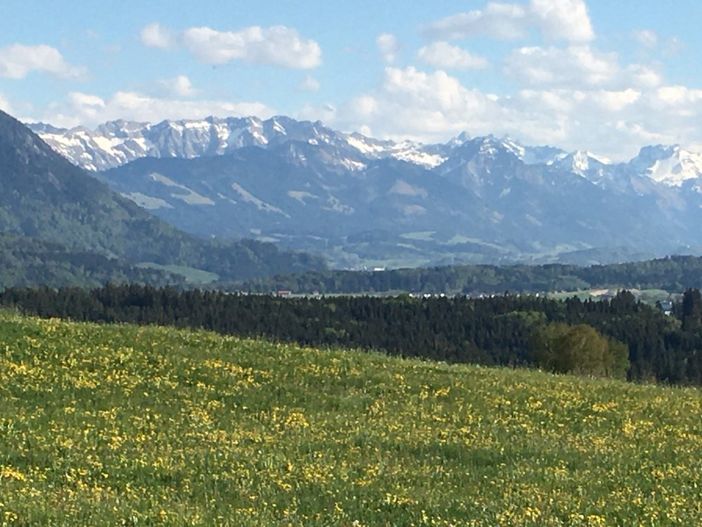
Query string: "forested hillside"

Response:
xmin=238 ymin=255 xmax=702 ymax=294
xmin=0 ymin=110 xmax=326 ymax=284
xmin=0 ymin=235 xmax=187 ymax=288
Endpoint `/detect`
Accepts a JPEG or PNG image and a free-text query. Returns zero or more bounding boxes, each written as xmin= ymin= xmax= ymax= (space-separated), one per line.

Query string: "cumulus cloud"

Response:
xmin=0 ymin=44 xmax=85 ymax=79
xmin=504 ymin=44 xmax=664 ymax=92
xmin=377 ymin=33 xmax=399 ymax=64
xmin=42 ymin=91 xmax=274 ymax=128
xmin=299 ymin=75 xmax=320 ymax=92
xmin=159 ymin=75 xmax=196 ymax=97
xmin=302 ymin=65 xmax=702 ymax=161
xmin=654 ymin=86 xmax=702 ymax=107
xmin=0 ymin=94 xmax=11 ymax=113
xmin=529 ymin=0 xmax=594 ymax=42
xmin=140 ymin=23 xmax=175 ymax=49
xmin=181 ymin=25 xmax=321 ymax=69
xmin=139 ymin=23 xmax=322 ymax=69
xmin=425 ymin=3 xmax=528 ymax=41
xmin=418 ymin=42 xmax=488 ymax=70
xmin=505 ymin=46 xmax=618 ymax=87
xmin=331 ymin=67 xmax=505 ymax=143
xmin=424 ymin=0 xmax=594 ymax=43
xmin=627 ymin=64 xmax=662 ymax=88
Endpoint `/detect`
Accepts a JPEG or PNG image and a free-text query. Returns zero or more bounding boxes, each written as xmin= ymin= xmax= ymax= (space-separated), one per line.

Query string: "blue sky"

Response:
xmin=1 ymin=0 xmax=701 ymax=159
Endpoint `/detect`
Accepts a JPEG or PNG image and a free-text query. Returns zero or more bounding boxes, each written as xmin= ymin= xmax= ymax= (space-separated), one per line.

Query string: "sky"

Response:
xmin=1 ymin=0 xmax=701 ymax=160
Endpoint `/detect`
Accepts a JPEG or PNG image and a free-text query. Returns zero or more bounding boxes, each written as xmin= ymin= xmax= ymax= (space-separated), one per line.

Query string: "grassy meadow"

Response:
xmin=0 ymin=311 xmax=701 ymax=525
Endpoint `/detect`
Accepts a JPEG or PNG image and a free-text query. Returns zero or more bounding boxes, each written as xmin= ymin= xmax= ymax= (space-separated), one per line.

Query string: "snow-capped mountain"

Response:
xmin=31 ymin=115 xmax=702 ymax=189
xmin=628 ymin=145 xmax=702 ymax=188
xmin=26 ymin=115 xmax=702 ymax=268
xmin=29 ymin=116 xmax=447 ymax=172
xmin=550 ymin=150 xmax=610 ymax=174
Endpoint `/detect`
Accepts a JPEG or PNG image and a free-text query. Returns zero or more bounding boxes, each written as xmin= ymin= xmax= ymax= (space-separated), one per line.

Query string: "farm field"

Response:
xmin=0 ymin=312 xmax=701 ymax=525
xmin=547 ymin=288 xmax=673 ymax=305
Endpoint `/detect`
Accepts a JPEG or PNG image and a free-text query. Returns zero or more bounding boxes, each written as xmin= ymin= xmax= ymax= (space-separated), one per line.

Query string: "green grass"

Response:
xmin=0 ymin=312 xmax=701 ymax=525
xmin=549 ymin=288 xmax=674 ymax=305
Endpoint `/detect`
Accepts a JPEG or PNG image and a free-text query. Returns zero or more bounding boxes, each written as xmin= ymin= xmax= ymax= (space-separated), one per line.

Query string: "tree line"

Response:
xmin=4 ymin=285 xmax=702 ymax=385
xmin=236 ymin=255 xmax=702 ymax=295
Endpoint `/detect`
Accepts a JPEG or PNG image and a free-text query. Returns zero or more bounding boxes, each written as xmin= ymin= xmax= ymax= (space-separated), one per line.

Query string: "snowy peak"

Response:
xmin=477 ymin=136 xmax=507 ymax=157
xmin=30 ymin=116 xmax=449 ymax=171
xmin=446 ymin=131 xmax=472 ymax=147
xmin=340 ymin=132 xmax=446 ymax=168
xmin=29 ymin=116 xmax=337 ymax=171
xmin=630 ymin=145 xmax=702 ymax=187
xmin=96 ymin=119 xmax=147 ymax=137
xmin=447 ymin=135 xmax=527 ymax=166
xmin=551 ymin=150 xmax=611 ymax=175
xmin=445 ymin=133 xmax=570 ymax=167
xmin=520 ymin=145 xmax=568 ymax=166
xmin=27 ymin=114 xmax=702 ymax=193
xmin=31 ymin=114 xmax=615 ymax=176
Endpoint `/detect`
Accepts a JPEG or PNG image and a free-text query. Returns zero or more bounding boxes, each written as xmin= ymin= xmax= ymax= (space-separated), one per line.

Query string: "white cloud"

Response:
xmin=425 ymin=3 xmax=529 ymax=41
xmin=299 ymin=75 xmax=320 ymax=92
xmin=627 ymin=64 xmax=662 ymax=88
xmin=633 ymin=29 xmax=658 ymax=48
xmin=140 ymin=23 xmax=175 ymax=49
xmin=0 ymin=44 xmax=85 ymax=79
xmin=297 ymin=102 xmax=336 ymax=123
xmin=331 ymin=67 xmax=505 ymax=143
xmin=505 ymin=45 xmax=664 ymax=91
xmin=377 ymin=33 xmax=399 ymax=64
xmin=418 ymin=42 xmax=488 ymax=70
xmin=42 ymin=90 xmax=274 ymax=128
xmin=654 ymin=86 xmax=702 ymax=107
xmin=181 ymin=25 xmax=321 ymax=69
xmin=425 ymin=0 xmax=594 ymax=43
xmin=303 ymin=65 xmax=702 ymax=161
xmin=0 ymin=94 xmax=12 ymax=113
xmin=529 ymin=0 xmax=594 ymax=42
xmin=592 ymin=88 xmax=641 ymax=112
xmin=505 ymin=46 xmax=618 ymax=87
xmin=160 ymin=75 xmax=196 ymax=97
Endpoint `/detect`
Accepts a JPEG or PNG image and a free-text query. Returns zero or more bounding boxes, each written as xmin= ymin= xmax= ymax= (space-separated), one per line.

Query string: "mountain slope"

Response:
xmin=30 ymin=116 xmax=445 ymax=171
xmin=0 ymin=234 xmax=186 ymax=288
xmin=31 ymin=114 xmax=702 ymax=268
xmin=98 ymin=132 xmax=701 ymax=267
xmin=0 ymin=110 xmax=326 ymax=282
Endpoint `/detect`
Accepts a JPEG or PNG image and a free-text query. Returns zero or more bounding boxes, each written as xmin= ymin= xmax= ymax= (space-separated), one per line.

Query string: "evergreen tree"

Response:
xmin=681 ymin=288 xmax=702 ymax=332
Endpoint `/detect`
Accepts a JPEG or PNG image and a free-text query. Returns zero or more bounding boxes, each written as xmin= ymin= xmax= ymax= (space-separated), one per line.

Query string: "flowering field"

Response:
xmin=0 ymin=312 xmax=701 ymax=526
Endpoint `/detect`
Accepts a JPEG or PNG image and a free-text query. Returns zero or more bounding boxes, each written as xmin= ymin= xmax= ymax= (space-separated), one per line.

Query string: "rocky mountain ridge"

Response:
xmin=26 ymin=115 xmax=702 ymax=268
xmin=0 ymin=110 xmax=326 ymax=284
xmin=30 ymin=116 xmax=702 ymax=191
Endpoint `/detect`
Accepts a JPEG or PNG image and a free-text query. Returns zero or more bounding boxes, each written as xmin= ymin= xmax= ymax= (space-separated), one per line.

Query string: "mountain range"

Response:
xmin=0 ymin=110 xmax=325 ymax=288
xmin=29 ymin=115 xmax=702 ymax=268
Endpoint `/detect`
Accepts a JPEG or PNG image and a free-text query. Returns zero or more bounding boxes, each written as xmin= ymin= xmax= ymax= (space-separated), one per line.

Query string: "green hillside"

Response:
xmin=0 ymin=235 xmax=187 ymax=288
xmin=0 ymin=312 xmax=700 ymax=525
xmin=0 ymin=110 xmax=326 ymax=285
